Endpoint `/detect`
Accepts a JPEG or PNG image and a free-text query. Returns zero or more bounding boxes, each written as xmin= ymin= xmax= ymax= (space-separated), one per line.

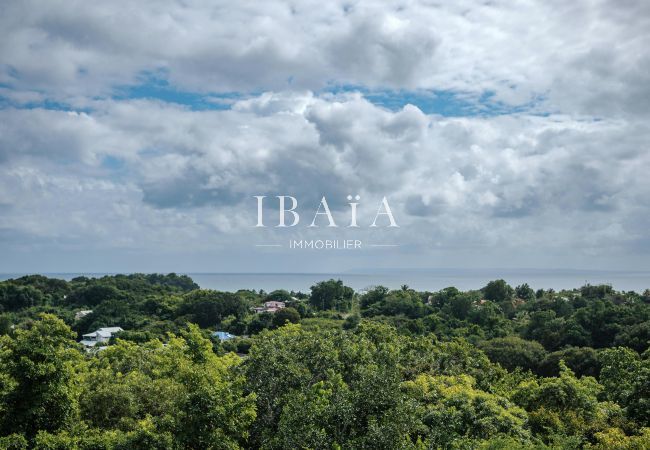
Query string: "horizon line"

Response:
xmin=2 ymin=268 xmax=650 ymax=275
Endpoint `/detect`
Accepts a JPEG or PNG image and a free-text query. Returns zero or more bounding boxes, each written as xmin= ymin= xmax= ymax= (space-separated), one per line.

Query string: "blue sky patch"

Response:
xmin=113 ymin=72 xmax=247 ymax=110
xmin=0 ymin=72 xmax=545 ymax=118
xmin=324 ymin=84 xmax=545 ymax=117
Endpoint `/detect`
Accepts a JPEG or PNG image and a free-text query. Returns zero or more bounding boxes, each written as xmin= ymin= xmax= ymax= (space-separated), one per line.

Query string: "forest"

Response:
xmin=0 ymin=273 xmax=649 ymax=449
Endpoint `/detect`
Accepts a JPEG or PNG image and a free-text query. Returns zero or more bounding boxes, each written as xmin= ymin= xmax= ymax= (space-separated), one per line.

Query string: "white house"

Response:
xmin=80 ymin=327 xmax=123 ymax=349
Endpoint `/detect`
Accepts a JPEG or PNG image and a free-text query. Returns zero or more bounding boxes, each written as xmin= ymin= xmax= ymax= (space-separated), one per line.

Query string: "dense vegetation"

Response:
xmin=0 ymin=274 xmax=649 ymax=449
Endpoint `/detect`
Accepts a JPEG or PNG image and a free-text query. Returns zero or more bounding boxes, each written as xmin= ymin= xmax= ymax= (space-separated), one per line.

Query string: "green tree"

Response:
xmin=538 ymin=346 xmax=601 ymax=377
xmin=178 ymin=290 xmax=249 ymax=327
xmin=79 ymin=325 xmax=256 ymax=449
xmin=482 ymin=280 xmax=514 ymax=302
xmin=309 ymin=279 xmax=354 ymax=312
xmin=245 ymin=323 xmax=419 ymax=449
xmin=363 ymin=289 xmax=427 ymax=319
xmin=590 ymin=427 xmax=650 ymax=450
xmin=445 ymin=293 xmax=476 ymax=320
xmin=65 ymin=284 xmax=125 ymax=307
xmin=275 ymin=372 xmax=353 ymax=449
xmin=600 ymin=347 xmax=650 ymax=426
xmin=272 ymin=307 xmax=301 ymax=328
xmin=428 ymin=286 xmax=461 ymax=308
xmin=0 ymin=284 xmax=45 ymax=311
xmin=403 ymin=373 xmax=530 ymax=447
xmin=580 ymin=284 xmax=613 ymax=300
xmin=515 ymin=283 xmax=536 ymax=301
xmin=343 ymin=314 xmax=361 ymax=330
xmin=0 ymin=314 xmax=83 ymax=438
xmin=247 ymin=312 xmax=274 ymax=335
xmin=266 ymin=290 xmax=292 ymax=303
xmin=0 ymin=434 xmax=28 ymax=449
xmin=169 ymin=325 xmax=256 ymax=448
xmin=469 ymin=301 xmax=510 ymax=338
xmin=0 ymin=315 xmax=12 ymax=335
xmin=512 ymin=362 xmax=615 ymax=440
xmin=614 ymin=322 xmax=650 ymax=352
xmin=479 ymin=336 xmax=547 ymax=372
xmin=359 ymin=286 xmax=389 ymax=309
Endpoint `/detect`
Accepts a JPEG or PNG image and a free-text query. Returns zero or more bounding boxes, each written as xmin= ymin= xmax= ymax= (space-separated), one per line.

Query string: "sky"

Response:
xmin=0 ymin=0 xmax=649 ymax=273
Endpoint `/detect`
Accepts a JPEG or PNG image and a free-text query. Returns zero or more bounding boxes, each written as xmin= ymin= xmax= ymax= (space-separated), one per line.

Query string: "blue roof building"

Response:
xmin=213 ymin=331 xmax=236 ymax=341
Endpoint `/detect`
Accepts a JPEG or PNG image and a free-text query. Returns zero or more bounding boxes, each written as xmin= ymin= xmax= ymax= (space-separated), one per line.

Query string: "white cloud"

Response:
xmin=1 ymin=93 xmax=648 ymax=271
xmin=1 ymin=1 xmax=649 ymax=272
xmin=1 ymin=0 xmax=648 ymax=117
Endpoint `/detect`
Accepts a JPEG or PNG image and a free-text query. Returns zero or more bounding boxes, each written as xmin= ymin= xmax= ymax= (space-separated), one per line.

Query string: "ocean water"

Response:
xmin=1 ymin=269 xmax=649 ymax=293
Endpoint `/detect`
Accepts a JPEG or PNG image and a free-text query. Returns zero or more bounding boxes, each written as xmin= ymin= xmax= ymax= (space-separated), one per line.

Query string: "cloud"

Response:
xmin=1 ymin=1 xmax=649 ymax=272
xmin=0 ymin=108 xmax=108 ymax=163
xmin=325 ymin=11 xmax=440 ymax=87
xmin=1 ymin=0 xmax=648 ymax=117
xmin=1 ymin=92 xmax=648 ymax=271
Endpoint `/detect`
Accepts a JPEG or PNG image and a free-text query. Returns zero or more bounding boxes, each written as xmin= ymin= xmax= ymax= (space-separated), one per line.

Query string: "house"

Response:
xmin=251 ymin=301 xmax=286 ymax=314
xmin=263 ymin=301 xmax=285 ymax=313
xmin=74 ymin=310 xmax=93 ymax=320
xmin=213 ymin=331 xmax=236 ymax=341
xmin=80 ymin=327 xmax=123 ymax=349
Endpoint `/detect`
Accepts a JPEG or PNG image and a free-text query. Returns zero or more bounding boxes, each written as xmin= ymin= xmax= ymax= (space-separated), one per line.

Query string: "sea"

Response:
xmin=1 ymin=269 xmax=649 ymax=293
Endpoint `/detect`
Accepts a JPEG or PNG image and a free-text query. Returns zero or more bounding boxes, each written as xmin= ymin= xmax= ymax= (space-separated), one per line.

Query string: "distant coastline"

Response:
xmin=1 ymin=269 xmax=648 ymax=293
